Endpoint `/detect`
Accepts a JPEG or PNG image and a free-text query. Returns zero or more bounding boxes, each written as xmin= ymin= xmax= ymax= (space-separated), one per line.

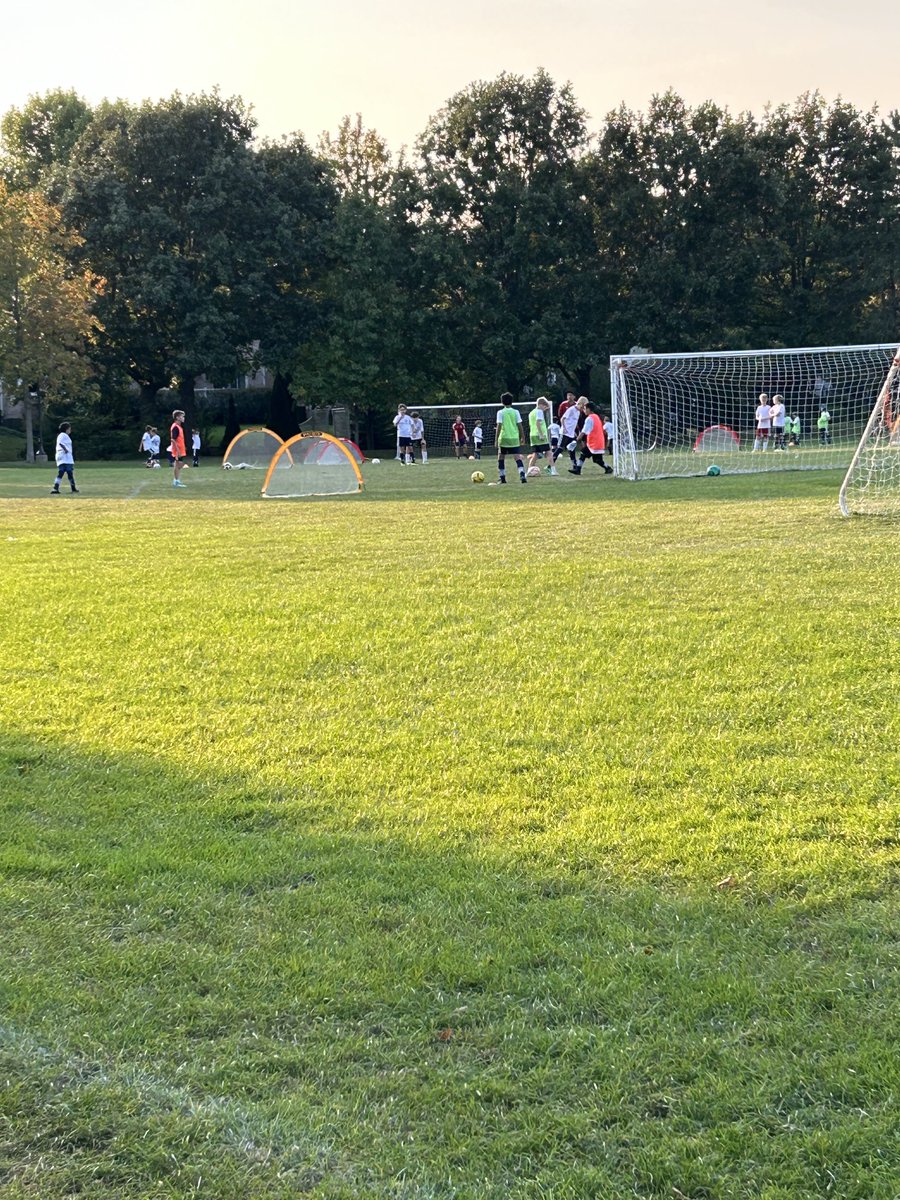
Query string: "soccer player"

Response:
xmin=603 ymin=414 xmax=614 ymax=459
xmin=789 ymin=413 xmax=802 ymax=447
xmin=570 ymin=402 xmax=613 ymax=475
xmin=770 ymin=394 xmax=787 ymax=450
xmin=495 ymin=393 xmax=527 ymax=484
xmin=149 ymin=427 xmax=161 ymax=466
xmin=169 ymin=409 xmax=188 ymax=486
xmin=139 ymin=425 xmax=154 ymax=465
xmin=393 ymin=404 xmax=414 ymax=464
xmin=472 ymin=420 xmax=484 ymax=460
xmin=50 ymin=422 xmax=79 ymax=494
xmin=191 ymin=428 xmax=201 ymax=467
xmin=753 ymin=394 xmax=771 ymax=451
xmin=558 ymin=390 xmax=576 ymax=427
xmin=818 ymin=406 xmax=831 ymax=445
xmin=557 ymin=396 xmax=585 ymax=468
xmin=451 ymin=415 xmax=468 ymax=459
xmin=410 ymin=411 xmax=428 ymax=463
xmin=527 ymin=397 xmax=558 ymax=475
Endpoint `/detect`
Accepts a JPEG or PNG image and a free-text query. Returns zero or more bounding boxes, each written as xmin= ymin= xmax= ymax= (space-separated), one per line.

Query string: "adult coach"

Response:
xmin=495 ymin=393 xmax=527 ymax=484
xmin=169 ymin=410 xmax=188 ymax=487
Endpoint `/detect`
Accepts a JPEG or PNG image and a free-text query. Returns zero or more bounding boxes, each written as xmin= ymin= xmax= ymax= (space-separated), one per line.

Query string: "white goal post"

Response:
xmin=397 ymin=401 xmax=554 ymax=459
xmin=610 ymin=344 xmax=898 ymax=481
xmin=838 ymin=344 xmax=900 ymax=517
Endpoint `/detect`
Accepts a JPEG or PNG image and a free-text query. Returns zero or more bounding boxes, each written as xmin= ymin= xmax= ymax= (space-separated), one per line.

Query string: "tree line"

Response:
xmin=1 ymin=72 xmax=898 ymax=456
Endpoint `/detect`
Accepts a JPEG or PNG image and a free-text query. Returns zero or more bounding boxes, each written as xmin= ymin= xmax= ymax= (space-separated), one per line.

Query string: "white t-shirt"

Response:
xmin=549 ymin=421 xmax=561 ymax=441
xmin=55 ymin=432 xmax=74 ymax=465
xmin=411 ymin=418 xmax=424 ymax=440
xmin=141 ymin=431 xmax=152 ymax=451
xmin=770 ymin=402 xmax=785 ymax=427
xmin=191 ymin=432 xmax=201 ymax=450
xmin=149 ymin=434 xmax=160 ymax=454
xmin=472 ymin=425 xmax=483 ymax=445
xmin=604 ymin=419 xmax=614 ymax=441
xmin=755 ymin=404 xmax=772 ymax=429
xmin=393 ymin=413 xmax=413 ymax=438
xmin=561 ymin=406 xmax=581 ymax=437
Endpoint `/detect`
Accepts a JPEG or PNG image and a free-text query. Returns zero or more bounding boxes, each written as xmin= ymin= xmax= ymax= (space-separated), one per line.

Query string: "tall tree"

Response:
xmin=417 ymin=70 xmax=598 ymax=396
xmin=0 ymin=89 xmax=93 ymax=191
xmin=0 ymin=182 xmax=102 ymax=460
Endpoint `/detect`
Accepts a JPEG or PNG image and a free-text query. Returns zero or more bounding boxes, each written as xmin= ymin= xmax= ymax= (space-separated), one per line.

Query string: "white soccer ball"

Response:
xmin=222 ymin=462 xmax=233 ymax=470
xmin=526 ymin=465 xmax=541 ymax=477
xmin=371 ymin=458 xmax=381 ymax=465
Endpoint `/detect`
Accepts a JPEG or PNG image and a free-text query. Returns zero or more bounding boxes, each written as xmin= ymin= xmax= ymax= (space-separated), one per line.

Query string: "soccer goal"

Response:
xmin=400 ymin=402 xmax=551 ymax=459
xmin=838 ymin=344 xmax=900 ymax=517
xmin=610 ymin=344 xmax=898 ymax=480
xmin=223 ymin=428 xmax=288 ymax=470
xmin=261 ymin=432 xmax=363 ymax=498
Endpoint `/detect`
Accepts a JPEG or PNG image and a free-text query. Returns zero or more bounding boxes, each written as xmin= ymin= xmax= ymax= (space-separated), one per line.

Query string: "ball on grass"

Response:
xmin=526 ymin=465 xmax=541 ymax=477
xmin=468 ymin=455 xmax=476 ymax=461
xmin=707 ymin=464 xmax=721 ymax=476
xmin=371 ymin=458 xmax=381 ymax=464
xmin=471 ymin=470 xmax=485 ymax=484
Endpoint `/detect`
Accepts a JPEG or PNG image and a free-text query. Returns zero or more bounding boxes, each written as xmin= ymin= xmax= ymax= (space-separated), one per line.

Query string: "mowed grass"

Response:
xmin=1 ymin=459 xmax=899 ymax=1199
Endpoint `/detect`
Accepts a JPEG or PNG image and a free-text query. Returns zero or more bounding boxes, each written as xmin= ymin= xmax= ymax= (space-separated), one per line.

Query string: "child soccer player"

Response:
xmin=789 ymin=413 xmax=801 ymax=447
xmin=451 ymin=415 xmax=468 ymax=459
xmin=149 ymin=427 xmax=161 ymax=466
xmin=570 ymin=402 xmax=613 ymax=475
xmin=817 ymin=407 xmax=831 ymax=445
xmin=527 ymin=397 xmax=558 ymax=475
xmin=191 ymin=428 xmax=201 ymax=467
xmin=410 ymin=411 xmax=428 ymax=463
xmin=495 ymin=393 xmax=527 ymax=484
xmin=472 ymin=420 xmax=483 ymax=460
xmin=169 ymin=409 xmax=188 ymax=486
xmin=549 ymin=414 xmax=561 ymax=459
xmin=393 ymin=404 xmax=414 ymax=464
xmin=770 ymin=395 xmax=786 ymax=450
xmin=50 ymin=422 xmax=80 ymax=494
xmin=753 ymin=394 xmax=771 ymax=451
xmin=140 ymin=425 xmax=154 ymax=465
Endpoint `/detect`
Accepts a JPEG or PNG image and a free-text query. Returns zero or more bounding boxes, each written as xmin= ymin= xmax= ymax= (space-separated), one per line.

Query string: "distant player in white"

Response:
xmin=603 ymin=415 xmax=614 ymax=459
xmin=191 ymin=428 xmax=201 ymax=467
xmin=770 ymin=394 xmax=786 ymax=450
xmin=393 ymin=404 xmax=414 ymax=465
xmin=556 ymin=397 xmax=584 ymax=468
xmin=410 ymin=412 xmax=428 ymax=463
xmin=472 ymin=421 xmax=483 ymax=460
xmin=50 ymin=422 xmax=79 ymax=494
xmin=149 ymin=428 xmax=161 ymax=466
xmin=549 ymin=417 xmax=561 ymax=458
xmin=753 ymin=394 xmax=772 ymax=451
xmin=139 ymin=425 xmax=153 ymax=465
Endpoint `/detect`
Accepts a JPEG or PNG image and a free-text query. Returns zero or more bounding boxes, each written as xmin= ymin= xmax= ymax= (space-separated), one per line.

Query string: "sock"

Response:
xmin=422 ymin=451 xmax=428 ymax=464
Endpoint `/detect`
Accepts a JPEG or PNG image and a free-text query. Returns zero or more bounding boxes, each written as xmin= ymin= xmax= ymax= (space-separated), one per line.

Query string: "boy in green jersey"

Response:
xmin=495 ymin=392 xmax=527 ymax=484
xmin=817 ymin=407 xmax=831 ymax=445
xmin=527 ymin=397 xmax=558 ymax=475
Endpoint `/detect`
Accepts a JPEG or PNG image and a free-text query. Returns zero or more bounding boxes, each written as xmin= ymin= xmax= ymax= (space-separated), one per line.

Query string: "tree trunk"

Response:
xmin=140 ymin=383 xmax=160 ymax=423
xmin=574 ymin=365 xmax=592 ymax=398
xmin=24 ymin=396 xmax=35 ymax=463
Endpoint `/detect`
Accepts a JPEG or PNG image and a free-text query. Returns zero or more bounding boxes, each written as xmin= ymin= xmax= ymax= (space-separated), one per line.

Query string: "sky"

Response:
xmin=3 ymin=0 xmax=896 ymax=152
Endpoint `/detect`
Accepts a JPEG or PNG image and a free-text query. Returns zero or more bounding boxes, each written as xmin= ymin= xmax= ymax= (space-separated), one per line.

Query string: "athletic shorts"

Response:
xmin=497 ymin=444 xmax=522 ymax=456
xmin=530 ymin=442 xmax=550 ymax=454
xmin=398 ymin=436 xmax=412 ymax=448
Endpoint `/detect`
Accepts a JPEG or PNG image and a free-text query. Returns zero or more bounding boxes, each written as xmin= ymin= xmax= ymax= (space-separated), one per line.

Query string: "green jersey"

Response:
xmin=791 ymin=416 xmax=801 ymax=435
xmin=817 ymin=411 xmax=830 ymax=430
xmin=497 ymin=406 xmax=523 ymax=448
xmin=528 ymin=408 xmax=547 ymax=444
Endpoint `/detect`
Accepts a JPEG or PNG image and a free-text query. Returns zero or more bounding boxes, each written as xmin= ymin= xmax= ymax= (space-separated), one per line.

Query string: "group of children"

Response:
xmin=393 ymin=391 xmax=615 ymax=483
xmin=140 ymin=422 xmax=202 ymax=470
xmin=753 ymin=394 xmax=831 ymax=451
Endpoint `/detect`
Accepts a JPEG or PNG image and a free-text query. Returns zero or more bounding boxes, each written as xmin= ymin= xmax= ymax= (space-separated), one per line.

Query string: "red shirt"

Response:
xmin=452 ymin=421 xmax=467 ymax=442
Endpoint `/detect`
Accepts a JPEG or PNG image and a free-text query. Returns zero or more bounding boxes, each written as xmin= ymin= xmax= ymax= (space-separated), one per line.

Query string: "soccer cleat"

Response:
xmin=568 ymin=467 xmax=581 ymax=475
xmin=71 ymin=487 xmax=80 ymax=493
xmin=604 ymin=466 xmax=613 ymax=475
xmin=50 ymin=487 xmax=60 ymax=494
xmin=550 ymin=468 xmax=559 ymax=476
xmin=498 ymin=477 xmax=506 ymax=484
xmin=173 ymin=479 xmax=187 ymax=487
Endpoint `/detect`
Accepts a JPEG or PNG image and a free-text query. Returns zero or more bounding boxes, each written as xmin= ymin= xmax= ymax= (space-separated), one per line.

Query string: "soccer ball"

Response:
xmin=222 ymin=462 xmax=233 ymax=470
xmin=526 ymin=465 xmax=541 ymax=477
xmin=707 ymin=464 xmax=721 ymax=476
xmin=468 ymin=455 xmax=476 ymax=461
xmin=371 ymin=458 xmax=381 ymax=465
xmin=471 ymin=470 xmax=485 ymax=484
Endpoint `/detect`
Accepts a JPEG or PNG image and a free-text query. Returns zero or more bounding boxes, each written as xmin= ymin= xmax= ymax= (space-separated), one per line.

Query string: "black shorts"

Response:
xmin=398 ymin=436 xmax=412 ymax=448
xmin=497 ymin=444 xmax=522 ymax=456
xmin=530 ymin=442 xmax=550 ymax=454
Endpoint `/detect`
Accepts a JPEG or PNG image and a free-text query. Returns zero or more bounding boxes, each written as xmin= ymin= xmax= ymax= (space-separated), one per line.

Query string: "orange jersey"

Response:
xmin=170 ymin=423 xmax=186 ymax=456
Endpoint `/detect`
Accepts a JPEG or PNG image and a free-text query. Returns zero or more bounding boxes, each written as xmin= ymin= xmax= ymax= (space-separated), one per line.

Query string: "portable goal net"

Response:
xmin=611 ymin=344 xmax=898 ymax=480
xmin=261 ymin=432 xmax=363 ymax=498
xmin=838 ymin=344 xmax=900 ymax=517
xmin=223 ymin=428 xmax=287 ymax=470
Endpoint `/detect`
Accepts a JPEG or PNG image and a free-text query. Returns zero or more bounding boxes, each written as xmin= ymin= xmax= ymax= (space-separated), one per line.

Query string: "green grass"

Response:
xmin=1 ymin=459 xmax=899 ymax=1198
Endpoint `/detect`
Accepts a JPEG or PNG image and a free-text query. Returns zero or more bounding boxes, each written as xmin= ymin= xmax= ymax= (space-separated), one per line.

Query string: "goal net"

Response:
xmin=838 ymin=344 xmax=900 ymax=517
xmin=610 ymin=344 xmax=898 ymax=480
xmin=261 ymin=432 xmax=363 ymax=498
xmin=399 ymin=402 xmax=552 ymax=459
xmin=223 ymin=428 xmax=287 ymax=469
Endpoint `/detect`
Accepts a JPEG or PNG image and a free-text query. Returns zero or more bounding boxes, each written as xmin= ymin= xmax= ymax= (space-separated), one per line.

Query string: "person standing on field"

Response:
xmin=451 ymin=415 xmax=468 ymax=459
xmin=789 ymin=413 xmax=802 ymax=447
xmin=817 ymin=406 xmax=831 ymax=445
xmin=140 ymin=425 xmax=153 ymax=465
xmin=527 ymin=397 xmax=558 ymax=475
xmin=770 ymin=395 xmax=787 ymax=450
xmin=191 ymin=428 xmax=201 ymax=467
xmin=556 ymin=396 xmax=585 ymax=468
xmin=570 ymin=402 xmax=613 ymax=475
xmin=169 ymin=410 xmax=188 ymax=487
xmin=472 ymin=420 xmax=484 ymax=460
xmin=410 ymin=411 xmax=428 ymax=463
xmin=495 ymin=392 xmax=527 ymax=484
xmin=753 ymin=394 xmax=771 ymax=451
xmin=50 ymin=422 xmax=79 ymax=494
xmin=149 ymin=427 xmax=161 ymax=466
xmin=393 ymin=404 xmax=414 ymax=465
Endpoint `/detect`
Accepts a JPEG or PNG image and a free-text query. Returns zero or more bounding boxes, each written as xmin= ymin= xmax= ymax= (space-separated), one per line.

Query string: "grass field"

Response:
xmin=1 ymin=458 xmax=899 ymax=1199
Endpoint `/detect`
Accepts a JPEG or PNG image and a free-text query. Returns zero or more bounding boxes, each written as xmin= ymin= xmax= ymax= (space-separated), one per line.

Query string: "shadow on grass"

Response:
xmin=2 ymin=730 xmax=899 ymax=1200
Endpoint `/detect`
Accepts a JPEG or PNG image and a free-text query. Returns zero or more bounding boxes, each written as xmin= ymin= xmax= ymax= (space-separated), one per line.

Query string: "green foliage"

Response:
xmin=0 ymin=88 xmax=93 ymax=191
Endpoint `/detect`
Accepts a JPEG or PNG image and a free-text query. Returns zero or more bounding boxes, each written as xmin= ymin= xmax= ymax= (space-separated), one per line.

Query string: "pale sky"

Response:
xmin=3 ymin=0 xmax=895 ymax=153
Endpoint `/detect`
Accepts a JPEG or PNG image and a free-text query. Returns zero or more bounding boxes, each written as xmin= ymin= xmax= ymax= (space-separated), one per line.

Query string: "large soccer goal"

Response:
xmin=838 ymin=344 xmax=900 ymax=517
xmin=610 ymin=344 xmax=898 ymax=480
xmin=261 ymin=432 xmax=363 ymax=498
xmin=399 ymin=402 xmax=551 ymax=459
